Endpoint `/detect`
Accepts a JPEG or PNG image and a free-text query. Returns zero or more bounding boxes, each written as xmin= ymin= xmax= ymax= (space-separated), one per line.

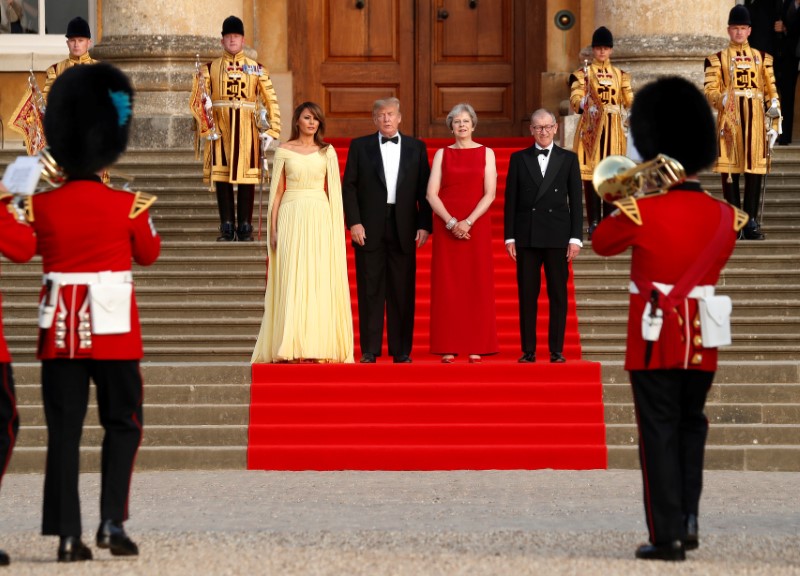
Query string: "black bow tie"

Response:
xmin=535 ymin=147 xmax=549 ymax=157
xmin=381 ymin=135 xmax=399 ymax=144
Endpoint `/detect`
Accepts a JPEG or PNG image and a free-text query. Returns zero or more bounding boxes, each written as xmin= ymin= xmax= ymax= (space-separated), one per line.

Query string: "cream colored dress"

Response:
xmin=251 ymin=146 xmax=354 ymax=363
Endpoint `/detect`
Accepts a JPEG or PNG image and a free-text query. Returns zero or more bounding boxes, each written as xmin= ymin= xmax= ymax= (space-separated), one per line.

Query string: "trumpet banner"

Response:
xmin=9 ymin=86 xmax=45 ymax=156
xmin=189 ymin=76 xmax=213 ymax=138
xmin=579 ymin=84 xmax=605 ymax=161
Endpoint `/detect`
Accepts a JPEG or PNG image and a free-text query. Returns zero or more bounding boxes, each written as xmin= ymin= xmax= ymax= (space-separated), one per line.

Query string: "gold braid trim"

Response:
xmin=733 ymin=206 xmax=749 ymax=232
xmin=24 ymin=195 xmax=34 ymax=223
xmin=612 ymin=196 xmax=642 ymax=225
xmin=128 ymin=191 xmax=157 ymax=219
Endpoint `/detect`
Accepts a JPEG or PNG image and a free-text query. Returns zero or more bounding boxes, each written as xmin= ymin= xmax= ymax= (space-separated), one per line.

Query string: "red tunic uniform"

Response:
xmin=0 ymin=198 xmax=37 ymax=362
xmin=591 ymin=183 xmax=742 ymax=371
xmin=30 ymin=179 xmax=161 ymax=359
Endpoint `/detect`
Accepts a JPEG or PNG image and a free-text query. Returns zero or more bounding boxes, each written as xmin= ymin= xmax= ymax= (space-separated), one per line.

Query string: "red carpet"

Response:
xmin=249 ymin=137 xmax=607 ymax=470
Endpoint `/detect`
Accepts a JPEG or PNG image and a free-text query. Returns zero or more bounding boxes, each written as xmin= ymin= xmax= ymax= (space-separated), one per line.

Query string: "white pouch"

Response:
xmin=89 ymin=283 xmax=133 ymax=335
xmin=641 ymin=302 xmax=664 ymax=342
xmin=698 ymin=295 xmax=732 ymax=348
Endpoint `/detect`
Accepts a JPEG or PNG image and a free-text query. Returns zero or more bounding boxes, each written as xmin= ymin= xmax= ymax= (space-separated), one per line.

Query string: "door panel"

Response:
xmin=418 ymin=0 xmax=516 ymax=137
xmin=290 ymin=0 xmax=414 ymax=138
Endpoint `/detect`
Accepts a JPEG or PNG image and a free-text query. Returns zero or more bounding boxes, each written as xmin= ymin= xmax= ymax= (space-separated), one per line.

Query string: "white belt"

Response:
xmin=604 ymin=104 xmax=622 ymax=114
xmin=629 ymin=281 xmax=715 ymax=299
xmin=43 ymin=271 xmax=132 ymax=285
xmin=212 ymin=100 xmax=256 ymax=110
xmin=733 ymin=89 xmax=764 ymax=100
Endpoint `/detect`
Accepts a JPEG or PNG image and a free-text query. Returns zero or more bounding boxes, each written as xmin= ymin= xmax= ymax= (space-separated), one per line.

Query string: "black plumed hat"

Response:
xmin=65 ymin=16 xmax=91 ymax=39
xmin=44 ymin=63 xmax=134 ymax=178
xmin=728 ymin=5 xmax=751 ymax=26
xmin=630 ymin=76 xmax=716 ymax=176
xmin=591 ymin=26 xmax=613 ymax=48
xmin=222 ymin=15 xmax=245 ymax=36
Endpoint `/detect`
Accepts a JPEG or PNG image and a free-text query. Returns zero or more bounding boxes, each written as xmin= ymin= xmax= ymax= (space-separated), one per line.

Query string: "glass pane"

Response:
xmin=1 ymin=0 xmax=38 ymax=34
xmin=45 ymin=0 xmax=88 ymax=35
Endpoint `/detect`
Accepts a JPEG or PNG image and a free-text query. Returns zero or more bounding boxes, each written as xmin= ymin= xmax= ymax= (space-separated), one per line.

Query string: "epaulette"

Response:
xmin=128 ymin=191 xmax=157 ymax=219
xmin=612 ymin=196 xmax=642 ymax=225
xmin=733 ymin=206 xmax=749 ymax=232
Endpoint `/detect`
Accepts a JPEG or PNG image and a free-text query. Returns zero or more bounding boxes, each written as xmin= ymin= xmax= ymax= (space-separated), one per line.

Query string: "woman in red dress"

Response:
xmin=426 ymin=103 xmax=499 ymax=362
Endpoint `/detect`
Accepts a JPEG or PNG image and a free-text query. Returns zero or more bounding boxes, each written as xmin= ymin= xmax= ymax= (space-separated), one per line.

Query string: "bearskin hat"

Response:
xmin=630 ymin=76 xmax=716 ymax=176
xmin=222 ymin=15 xmax=245 ymax=36
xmin=65 ymin=16 xmax=91 ymax=39
xmin=591 ymin=26 xmax=613 ymax=48
xmin=728 ymin=5 xmax=751 ymax=26
xmin=44 ymin=63 xmax=133 ymax=178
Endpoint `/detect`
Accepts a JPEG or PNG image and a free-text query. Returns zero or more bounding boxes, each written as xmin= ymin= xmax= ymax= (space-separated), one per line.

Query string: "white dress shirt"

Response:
xmin=379 ymin=132 xmax=401 ymax=204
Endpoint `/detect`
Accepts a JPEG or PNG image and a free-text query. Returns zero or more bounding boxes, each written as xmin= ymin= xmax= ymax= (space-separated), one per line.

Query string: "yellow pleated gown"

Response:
xmin=251 ymin=146 xmax=354 ymax=363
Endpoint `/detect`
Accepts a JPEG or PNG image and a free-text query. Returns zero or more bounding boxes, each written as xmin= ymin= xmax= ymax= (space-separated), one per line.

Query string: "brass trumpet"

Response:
xmin=591 ymin=154 xmax=686 ymax=204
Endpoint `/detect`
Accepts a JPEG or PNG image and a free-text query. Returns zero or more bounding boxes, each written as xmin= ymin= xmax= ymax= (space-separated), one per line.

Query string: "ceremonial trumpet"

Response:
xmin=592 ymin=154 xmax=686 ymax=204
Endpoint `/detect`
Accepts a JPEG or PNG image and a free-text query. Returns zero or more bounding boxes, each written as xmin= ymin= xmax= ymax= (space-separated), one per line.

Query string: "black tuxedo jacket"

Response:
xmin=504 ymin=144 xmax=583 ymax=248
xmin=342 ymin=132 xmax=432 ymax=254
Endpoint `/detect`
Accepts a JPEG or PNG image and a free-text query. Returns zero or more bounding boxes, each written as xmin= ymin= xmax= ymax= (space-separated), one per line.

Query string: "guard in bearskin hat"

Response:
xmin=189 ymin=15 xmax=281 ymax=241
xmin=704 ymin=4 xmax=781 ymax=239
xmin=29 ymin=63 xmax=161 ymax=562
xmin=592 ymin=76 xmax=748 ymax=561
xmin=568 ymin=26 xmax=634 ymax=239
xmin=0 ymin=181 xmax=36 ymax=568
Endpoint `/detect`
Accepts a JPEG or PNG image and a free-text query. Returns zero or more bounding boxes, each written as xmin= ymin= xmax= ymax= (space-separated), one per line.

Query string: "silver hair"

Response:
xmin=530 ymin=108 xmax=557 ymax=125
xmin=445 ymin=103 xmax=478 ymax=130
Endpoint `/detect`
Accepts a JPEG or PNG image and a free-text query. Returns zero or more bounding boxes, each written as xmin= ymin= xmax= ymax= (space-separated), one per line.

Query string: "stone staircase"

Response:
xmin=1 ymin=144 xmax=799 ymax=472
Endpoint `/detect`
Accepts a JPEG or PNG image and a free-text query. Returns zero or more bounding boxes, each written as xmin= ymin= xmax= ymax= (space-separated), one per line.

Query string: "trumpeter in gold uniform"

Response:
xmin=569 ymin=26 xmax=634 ymax=238
xmin=704 ymin=4 xmax=781 ymax=240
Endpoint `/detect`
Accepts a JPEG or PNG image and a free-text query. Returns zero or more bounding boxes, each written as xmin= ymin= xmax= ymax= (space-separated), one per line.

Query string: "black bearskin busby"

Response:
xmin=65 ymin=16 xmax=91 ymax=39
xmin=44 ymin=63 xmax=133 ymax=178
xmin=591 ymin=26 xmax=613 ymax=48
xmin=222 ymin=15 xmax=245 ymax=36
xmin=728 ymin=4 xmax=751 ymax=26
xmin=630 ymin=76 xmax=716 ymax=176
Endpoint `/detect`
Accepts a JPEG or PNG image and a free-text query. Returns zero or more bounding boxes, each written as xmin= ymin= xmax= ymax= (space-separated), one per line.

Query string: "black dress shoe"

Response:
xmin=587 ymin=220 xmax=599 ymax=240
xmin=393 ymin=355 xmax=412 ymax=363
xmin=550 ymin=352 xmax=566 ymax=363
xmin=684 ymin=514 xmax=699 ymax=551
xmin=57 ymin=536 xmax=93 ymax=562
xmin=359 ymin=352 xmax=376 ymax=363
xmin=96 ymin=520 xmax=139 ymax=557
xmin=216 ymin=222 xmax=236 ymax=242
xmin=0 ymin=549 xmax=9 ymax=566
xmin=635 ymin=540 xmax=685 ymax=561
xmin=518 ymin=353 xmax=536 ymax=363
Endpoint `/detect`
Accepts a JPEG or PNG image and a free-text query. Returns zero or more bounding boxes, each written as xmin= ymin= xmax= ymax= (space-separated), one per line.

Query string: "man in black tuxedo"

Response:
xmin=342 ymin=98 xmax=432 ymax=363
xmin=504 ymin=108 xmax=583 ymax=363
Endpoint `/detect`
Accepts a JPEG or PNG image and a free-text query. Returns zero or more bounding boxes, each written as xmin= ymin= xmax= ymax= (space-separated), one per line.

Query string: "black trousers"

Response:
xmin=41 ymin=359 xmax=144 ymax=537
xmin=0 ymin=363 xmax=19 ymax=483
xmin=515 ymin=246 xmax=568 ymax=355
xmin=354 ymin=207 xmax=416 ymax=358
xmin=630 ymin=369 xmax=714 ymax=545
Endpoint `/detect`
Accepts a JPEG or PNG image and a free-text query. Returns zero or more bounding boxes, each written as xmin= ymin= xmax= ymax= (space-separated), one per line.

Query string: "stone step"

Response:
xmin=607 ymin=445 xmax=800 ymax=471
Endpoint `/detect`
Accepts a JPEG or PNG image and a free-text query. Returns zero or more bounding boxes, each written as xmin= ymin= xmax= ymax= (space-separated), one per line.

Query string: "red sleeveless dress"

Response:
xmin=430 ymin=146 xmax=499 ymax=356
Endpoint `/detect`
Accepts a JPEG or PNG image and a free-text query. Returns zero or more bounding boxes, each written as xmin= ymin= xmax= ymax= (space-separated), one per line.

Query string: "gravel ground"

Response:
xmin=0 ymin=469 xmax=798 ymax=575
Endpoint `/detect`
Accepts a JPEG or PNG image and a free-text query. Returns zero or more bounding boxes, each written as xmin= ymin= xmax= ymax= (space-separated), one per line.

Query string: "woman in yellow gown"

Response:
xmin=251 ymin=102 xmax=354 ymax=363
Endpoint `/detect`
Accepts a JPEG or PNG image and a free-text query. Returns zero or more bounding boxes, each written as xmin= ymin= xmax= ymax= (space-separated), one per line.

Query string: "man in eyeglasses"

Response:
xmin=504 ymin=109 xmax=583 ymax=364
xmin=568 ymin=26 xmax=634 ymax=239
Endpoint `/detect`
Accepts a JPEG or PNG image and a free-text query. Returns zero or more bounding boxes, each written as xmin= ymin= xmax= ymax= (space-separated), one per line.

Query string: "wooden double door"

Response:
xmin=289 ymin=0 xmax=544 ymax=138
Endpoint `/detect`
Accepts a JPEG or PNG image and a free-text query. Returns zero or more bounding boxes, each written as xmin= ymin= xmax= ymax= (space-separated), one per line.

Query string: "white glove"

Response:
xmin=722 ymin=94 xmax=728 ymax=108
xmin=580 ymin=95 xmax=589 ymax=110
xmin=261 ymin=134 xmax=274 ymax=151
xmin=767 ymin=98 xmax=781 ymax=118
xmin=767 ymin=128 xmax=778 ymax=149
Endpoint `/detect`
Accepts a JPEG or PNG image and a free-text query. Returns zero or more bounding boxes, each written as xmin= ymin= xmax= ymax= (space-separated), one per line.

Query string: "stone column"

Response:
xmin=594 ymin=0 xmax=730 ymax=90
xmin=91 ymin=0 xmax=245 ymax=148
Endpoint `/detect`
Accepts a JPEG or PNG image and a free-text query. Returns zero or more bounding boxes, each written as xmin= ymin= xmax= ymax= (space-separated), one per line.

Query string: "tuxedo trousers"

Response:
xmin=354 ymin=207 xmax=416 ymax=358
xmin=630 ymin=369 xmax=713 ymax=545
xmin=41 ymin=359 xmax=143 ymax=537
xmin=0 ymin=363 xmax=19 ymax=482
xmin=515 ymin=246 xmax=568 ymax=355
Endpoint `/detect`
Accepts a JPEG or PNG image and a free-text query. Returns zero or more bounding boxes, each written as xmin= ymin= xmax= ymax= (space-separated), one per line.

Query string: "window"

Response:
xmin=1 ymin=0 xmax=90 ymax=36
